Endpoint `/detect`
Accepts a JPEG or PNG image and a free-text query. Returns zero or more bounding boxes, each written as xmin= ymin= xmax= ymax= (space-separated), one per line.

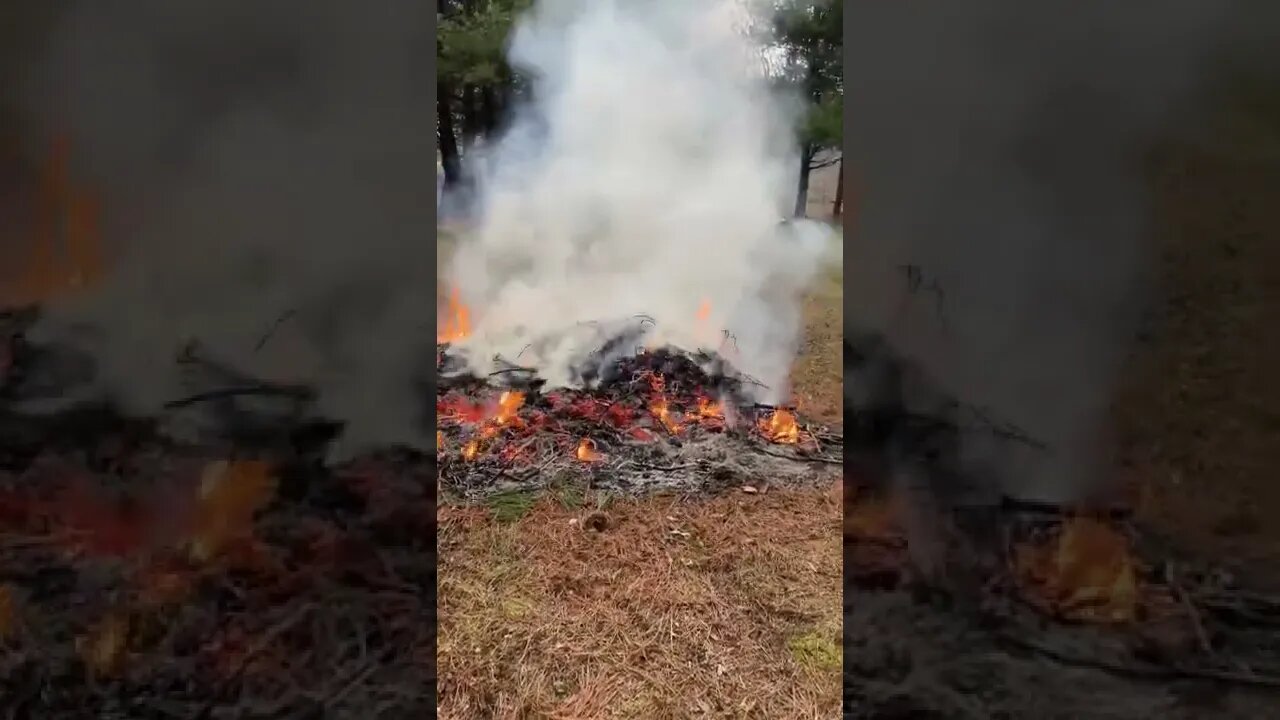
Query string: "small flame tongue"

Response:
xmin=575 ymin=438 xmax=604 ymax=462
xmin=649 ymin=396 xmax=680 ymax=434
xmin=6 ymin=134 xmax=105 ymax=307
xmin=437 ymin=287 xmax=471 ymax=344
xmin=494 ymin=391 xmax=525 ymax=425
xmin=760 ymin=409 xmax=799 ymax=444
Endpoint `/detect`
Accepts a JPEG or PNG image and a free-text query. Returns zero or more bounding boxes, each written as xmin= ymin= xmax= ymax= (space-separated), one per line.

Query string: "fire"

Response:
xmin=495 ymin=391 xmax=525 ymax=425
xmin=696 ymin=396 xmax=722 ymax=419
xmin=760 ymin=408 xmax=800 ymax=444
xmin=693 ymin=297 xmax=722 ymax=350
xmin=649 ymin=396 xmax=680 ymax=434
xmin=696 ymin=299 xmax=712 ymax=323
xmin=190 ymin=460 xmax=277 ymax=563
xmin=6 ymin=134 xmax=105 ymax=307
xmin=438 ymin=287 xmax=471 ymax=343
xmin=1015 ymin=516 xmax=1138 ymax=623
xmin=576 ymin=438 xmax=604 ymax=462
xmin=444 ymin=390 xmax=527 ymax=462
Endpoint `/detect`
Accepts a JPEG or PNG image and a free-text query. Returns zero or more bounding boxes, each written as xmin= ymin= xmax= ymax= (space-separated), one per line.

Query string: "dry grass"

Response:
xmin=437 ymin=484 xmax=843 ymax=719
xmin=790 ymin=241 xmax=844 ymax=427
xmin=1111 ymin=81 xmax=1280 ymax=588
xmin=1115 ymin=136 xmax=1280 ymax=588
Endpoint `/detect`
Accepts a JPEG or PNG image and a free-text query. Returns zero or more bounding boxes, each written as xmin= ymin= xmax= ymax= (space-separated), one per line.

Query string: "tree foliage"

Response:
xmin=774 ymin=0 xmax=843 ymax=149
xmin=436 ymin=0 xmax=844 ymax=211
xmin=438 ymin=0 xmax=527 ymax=88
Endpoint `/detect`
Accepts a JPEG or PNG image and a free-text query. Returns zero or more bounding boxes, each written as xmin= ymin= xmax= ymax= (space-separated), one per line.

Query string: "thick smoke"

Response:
xmin=845 ymin=2 xmax=1254 ymax=502
xmin=442 ymin=0 xmax=831 ymax=402
xmin=16 ymin=1 xmax=436 ymax=454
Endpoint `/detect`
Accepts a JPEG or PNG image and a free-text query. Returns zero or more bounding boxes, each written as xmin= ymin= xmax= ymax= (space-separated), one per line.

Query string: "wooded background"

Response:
xmin=436 ymin=0 xmax=845 ymax=219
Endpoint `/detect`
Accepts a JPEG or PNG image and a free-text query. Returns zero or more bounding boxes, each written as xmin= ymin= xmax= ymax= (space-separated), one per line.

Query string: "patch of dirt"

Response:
xmin=436 ymin=485 xmax=843 ymax=719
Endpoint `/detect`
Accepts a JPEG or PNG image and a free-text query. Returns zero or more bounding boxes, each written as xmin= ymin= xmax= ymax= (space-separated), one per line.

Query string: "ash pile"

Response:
xmin=841 ymin=332 xmax=1280 ymax=719
xmin=436 ymin=333 xmax=843 ymax=500
xmin=0 ymin=308 xmax=437 ymax=717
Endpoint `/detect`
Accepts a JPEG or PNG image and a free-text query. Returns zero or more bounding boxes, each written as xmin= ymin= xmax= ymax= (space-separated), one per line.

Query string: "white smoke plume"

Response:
xmin=442 ymin=0 xmax=832 ymax=403
xmin=14 ymin=1 xmax=437 ymax=454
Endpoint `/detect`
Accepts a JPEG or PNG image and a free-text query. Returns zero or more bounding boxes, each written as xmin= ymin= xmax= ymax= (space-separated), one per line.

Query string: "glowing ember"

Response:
xmin=436 ymin=431 xmax=443 ymax=452
xmin=1015 ymin=516 xmax=1138 ymax=623
xmin=437 ymin=288 xmax=471 ymax=343
xmin=575 ymin=438 xmax=604 ymax=462
xmin=760 ymin=409 xmax=800 ymax=444
xmin=461 ymin=439 xmax=480 ymax=462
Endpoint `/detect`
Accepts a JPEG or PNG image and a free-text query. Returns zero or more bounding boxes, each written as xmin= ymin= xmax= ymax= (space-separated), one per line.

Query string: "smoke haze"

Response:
xmin=442 ymin=0 xmax=832 ymax=402
xmin=14 ymin=1 xmax=436 ymax=454
xmin=845 ymin=1 xmax=1256 ymax=502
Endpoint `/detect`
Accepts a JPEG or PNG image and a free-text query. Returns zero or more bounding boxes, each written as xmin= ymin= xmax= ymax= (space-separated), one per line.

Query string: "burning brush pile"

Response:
xmin=0 ymin=308 xmax=437 ymax=717
xmin=839 ymin=336 xmax=1280 ymax=718
xmin=436 ymin=298 xmax=842 ymax=500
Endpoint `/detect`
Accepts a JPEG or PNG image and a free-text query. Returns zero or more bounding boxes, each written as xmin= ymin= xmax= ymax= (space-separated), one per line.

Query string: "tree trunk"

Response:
xmin=437 ymin=81 xmax=461 ymax=187
xmin=461 ymin=84 xmax=481 ymax=149
xmin=793 ymin=144 xmax=814 ymax=218
xmin=832 ymin=157 xmax=844 ymax=218
xmin=480 ymin=85 xmax=500 ymax=135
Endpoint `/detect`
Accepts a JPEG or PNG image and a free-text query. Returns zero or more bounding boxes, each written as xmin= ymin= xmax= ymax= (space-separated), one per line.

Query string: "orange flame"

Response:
xmin=7 ymin=134 xmax=104 ymax=306
xmin=495 ymin=391 xmax=525 ymax=425
xmin=461 ymin=439 xmax=480 ymax=461
xmin=760 ymin=409 xmax=800 ymax=444
xmin=696 ymin=299 xmax=712 ymax=323
xmin=696 ymin=396 xmax=722 ymax=419
xmin=649 ymin=397 xmax=680 ymax=434
xmin=1015 ymin=516 xmax=1138 ymax=623
xmin=576 ymin=438 xmax=604 ymax=463
xmin=438 ymin=288 xmax=471 ymax=343
xmin=694 ymin=298 xmax=716 ymax=348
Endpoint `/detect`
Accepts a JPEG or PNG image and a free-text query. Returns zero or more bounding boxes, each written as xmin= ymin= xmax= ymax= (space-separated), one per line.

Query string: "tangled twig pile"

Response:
xmin=840 ymin=335 xmax=1280 ymax=717
xmin=0 ymin=310 xmax=437 ymax=719
xmin=436 ymin=343 xmax=843 ymax=499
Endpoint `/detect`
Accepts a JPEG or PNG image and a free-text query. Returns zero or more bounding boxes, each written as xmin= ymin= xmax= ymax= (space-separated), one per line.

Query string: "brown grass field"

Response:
xmin=1117 ymin=90 xmax=1280 ymax=589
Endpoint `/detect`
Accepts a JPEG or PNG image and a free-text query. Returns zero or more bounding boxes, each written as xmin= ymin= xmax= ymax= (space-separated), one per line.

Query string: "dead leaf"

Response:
xmin=189 ymin=460 xmax=277 ymax=563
